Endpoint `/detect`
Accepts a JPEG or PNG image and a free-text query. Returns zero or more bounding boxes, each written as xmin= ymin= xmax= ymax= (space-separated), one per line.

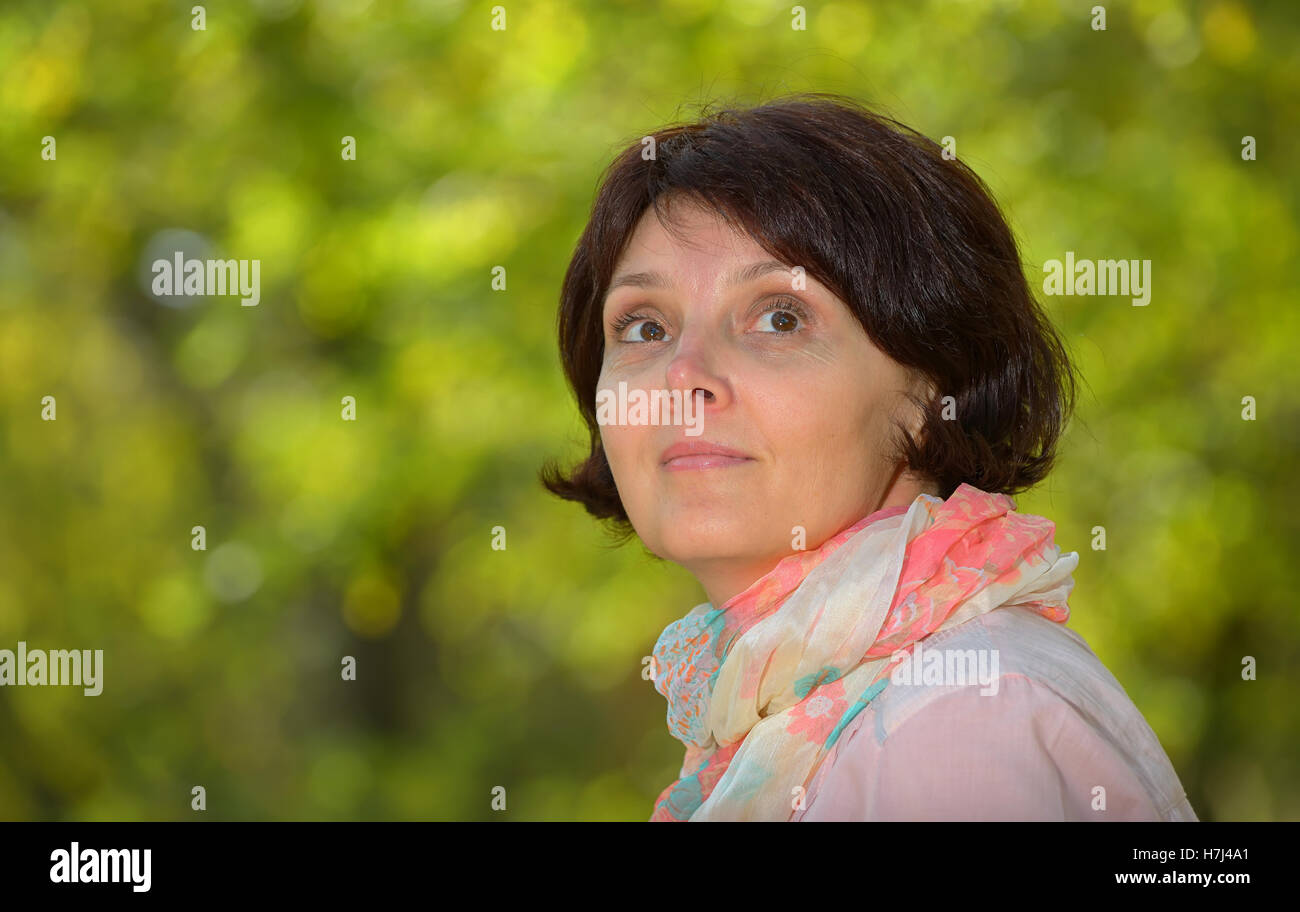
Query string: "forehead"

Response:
xmin=618 ymin=200 xmax=764 ymax=267
xmin=604 ymin=204 xmax=779 ymax=309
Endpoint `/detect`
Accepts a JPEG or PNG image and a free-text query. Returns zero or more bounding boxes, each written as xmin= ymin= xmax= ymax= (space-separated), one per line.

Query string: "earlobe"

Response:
xmin=903 ymin=374 xmax=937 ymax=442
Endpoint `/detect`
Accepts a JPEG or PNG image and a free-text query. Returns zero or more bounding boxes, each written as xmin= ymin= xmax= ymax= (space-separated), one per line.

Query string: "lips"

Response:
xmin=660 ymin=440 xmax=754 ymax=470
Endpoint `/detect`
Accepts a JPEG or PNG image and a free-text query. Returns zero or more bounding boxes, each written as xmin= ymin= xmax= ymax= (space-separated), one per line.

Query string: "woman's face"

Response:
xmin=596 ymin=198 xmax=935 ymax=608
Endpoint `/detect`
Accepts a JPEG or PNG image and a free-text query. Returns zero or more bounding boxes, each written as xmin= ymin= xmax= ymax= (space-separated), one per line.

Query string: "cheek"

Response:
xmin=597 ymin=422 xmax=651 ymax=492
xmin=752 ymin=374 xmax=888 ymax=475
xmin=598 ymin=420 xmax=626 ymax=471
xmin=749 ymin=371 xmax=851 ymax=447
xmin=745 ymin=368 xmax=806 ymax=422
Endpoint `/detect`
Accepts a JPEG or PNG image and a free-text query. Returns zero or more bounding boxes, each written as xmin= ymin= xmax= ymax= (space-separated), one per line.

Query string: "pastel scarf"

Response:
xmin=649 ymin=482 xmax=1080 ymax=821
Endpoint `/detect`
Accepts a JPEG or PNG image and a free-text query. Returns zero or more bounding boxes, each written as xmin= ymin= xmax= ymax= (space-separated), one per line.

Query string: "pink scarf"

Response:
xmin=649 ymin=483 xmax=1078 ymax=820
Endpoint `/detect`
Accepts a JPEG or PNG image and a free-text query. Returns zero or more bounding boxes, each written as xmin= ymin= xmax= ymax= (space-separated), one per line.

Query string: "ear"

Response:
xmin=896 ymin=372 xmax=943 ymax=498
xmin=901 ymin=371 xmax=937 ymax=443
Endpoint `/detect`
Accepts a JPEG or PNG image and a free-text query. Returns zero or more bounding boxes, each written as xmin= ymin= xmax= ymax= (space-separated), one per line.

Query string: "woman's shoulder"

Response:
xmin=796 ymin=607 xmax=1198 ymax=820
xmin=873 ymin=605 xmax=1143 ymax=741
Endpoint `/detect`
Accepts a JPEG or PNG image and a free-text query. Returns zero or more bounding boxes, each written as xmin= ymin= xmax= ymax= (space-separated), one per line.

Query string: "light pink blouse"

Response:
xmin=793 ymin=606 xmax=1198 ymax=821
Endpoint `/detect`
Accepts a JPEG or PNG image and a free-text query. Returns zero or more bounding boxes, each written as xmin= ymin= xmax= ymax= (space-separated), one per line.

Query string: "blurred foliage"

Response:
xmin=0 ymin=0 xmax=1296 ymax=821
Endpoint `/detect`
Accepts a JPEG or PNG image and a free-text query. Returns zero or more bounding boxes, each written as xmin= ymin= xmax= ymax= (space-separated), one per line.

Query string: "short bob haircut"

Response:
xmin=541 ymin=92 xmax=1078 ymax=543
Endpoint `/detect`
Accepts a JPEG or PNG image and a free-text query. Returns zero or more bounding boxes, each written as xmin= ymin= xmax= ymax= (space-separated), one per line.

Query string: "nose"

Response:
xmin=664 ymin=331 xmax=729 ymax=410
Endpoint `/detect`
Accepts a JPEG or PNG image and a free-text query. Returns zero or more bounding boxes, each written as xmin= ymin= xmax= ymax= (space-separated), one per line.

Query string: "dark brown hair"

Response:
xmin=540 ymin=92 xmax=1078 ymax=543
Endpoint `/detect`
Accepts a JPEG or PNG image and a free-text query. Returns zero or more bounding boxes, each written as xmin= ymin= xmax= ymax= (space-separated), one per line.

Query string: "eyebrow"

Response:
xmin=604 ymin=258 xmax=794 ymax=300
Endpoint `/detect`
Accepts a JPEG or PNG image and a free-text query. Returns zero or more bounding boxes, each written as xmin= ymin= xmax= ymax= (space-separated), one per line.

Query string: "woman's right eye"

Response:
xmin=611 ymin=314 xmax=671 ymax=343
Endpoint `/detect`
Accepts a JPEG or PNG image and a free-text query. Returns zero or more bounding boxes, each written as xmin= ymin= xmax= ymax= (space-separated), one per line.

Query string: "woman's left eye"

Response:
xmin=753 ymin=300 xmax=808 ymax=333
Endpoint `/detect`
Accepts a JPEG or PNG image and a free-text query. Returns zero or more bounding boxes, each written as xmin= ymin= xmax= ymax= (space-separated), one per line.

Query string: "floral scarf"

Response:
xmin=648 ymin=483 xmax=1080 ymax=821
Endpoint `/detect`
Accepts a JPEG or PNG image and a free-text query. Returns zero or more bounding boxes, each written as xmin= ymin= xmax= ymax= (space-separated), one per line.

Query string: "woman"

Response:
xmin=541 ymin=93 xmax=1196 ymax=822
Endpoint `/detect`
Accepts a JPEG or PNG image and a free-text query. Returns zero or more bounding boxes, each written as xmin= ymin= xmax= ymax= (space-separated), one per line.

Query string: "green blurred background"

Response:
xmin=0 ymin=0 xmax=1296 ymax=821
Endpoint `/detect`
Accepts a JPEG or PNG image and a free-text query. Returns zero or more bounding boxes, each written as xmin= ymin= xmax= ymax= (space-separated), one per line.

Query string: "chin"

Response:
xmin=648 ymin=519 xmax=761 ymax=566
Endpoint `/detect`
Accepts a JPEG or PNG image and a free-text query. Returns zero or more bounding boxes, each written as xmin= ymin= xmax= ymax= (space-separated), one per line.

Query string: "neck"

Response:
xmin=693 ymin=471 xmax=938 ymax=609
xmin=697 ymin=557 xmax=785 ymax=612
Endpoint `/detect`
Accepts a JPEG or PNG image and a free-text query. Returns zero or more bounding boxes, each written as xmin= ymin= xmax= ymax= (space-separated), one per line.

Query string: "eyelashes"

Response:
xmin=609 ymin=310 xmax=660 ymax=340
xmin=607 ymin=296 xmax=813 ymax=344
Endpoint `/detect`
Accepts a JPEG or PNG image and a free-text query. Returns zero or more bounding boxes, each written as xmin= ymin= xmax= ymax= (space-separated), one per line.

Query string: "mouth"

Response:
xmin=659 ymin=440 xmax=755 ymax=472
xmin=661 ymin=453 xmax=755 ymax=472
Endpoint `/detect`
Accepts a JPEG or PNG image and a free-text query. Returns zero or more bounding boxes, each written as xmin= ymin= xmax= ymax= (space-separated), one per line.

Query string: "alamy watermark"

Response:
xmin=151 ymin=253 xmax=261 ymax=306
xmin=888 ymin=641 xmax=1000 ymax=696
xmin=0 ymin=641 xmax=103 ymax=695
xmin=1042 ymin=252 xmax=1151 ymax=306
xmin=50 ymin=843 xmax=150 ymax=892
xmin=595 ymin=383 xmax=704 ymax=436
